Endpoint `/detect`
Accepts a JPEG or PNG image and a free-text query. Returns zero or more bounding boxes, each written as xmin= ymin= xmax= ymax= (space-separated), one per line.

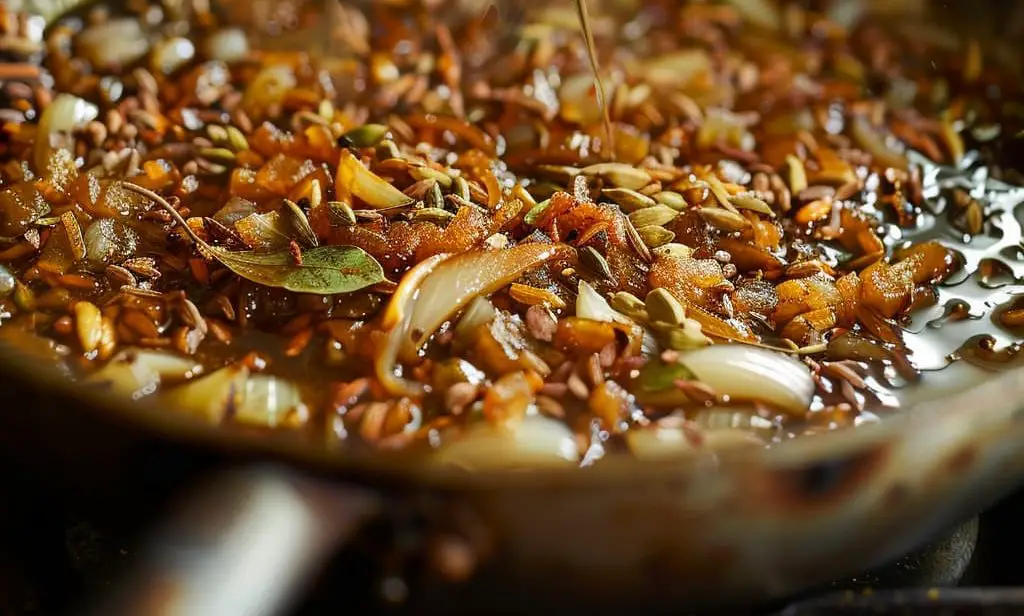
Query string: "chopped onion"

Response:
xmin=75 ymin=18 xmax=150 ymax=70
xmin=377 ymin=243 xmax=566 ymax=396
xmin=691 ymin=406 xmax=777 ymax=435
xmin=86 ymin=349 xmax=202 ymax=400
xmin=203 ymin=28 xmax=249 ymax=63
xmin=575 ymin=280 xmax=631 ymax=324
xmin=454 ymin=295 xmax=496 ymax=341
xmin=626 ymin=426 xmax=695 ymax=459
xmin=162 ymin=364 xmax=248 ymax=423
xmin=235 ymin=374 xmax=308 ymax=428
xmin=434 ymin=416 xmax=579 ymax=470
xmin=242 ymin=64 xmax=297 ymax=120
xmin=576 ymin=280 xmax=651 ymax=357
xmin=336 ymin=149 xmax=414 ymax=209
xmin=627 ymin=425 xmax=764 ymax=460
xmin=33 ymin=94 xmax=98 ymax=174
xmin=151 ymin=37 xmax=196 ymax=75
xmin=678 ymin=345 xmax=814 ymax=413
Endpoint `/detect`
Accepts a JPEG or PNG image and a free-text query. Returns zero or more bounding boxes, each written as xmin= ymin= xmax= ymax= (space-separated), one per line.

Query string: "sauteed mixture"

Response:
xmin=0 ymin=0 xmax=1021 ymax=467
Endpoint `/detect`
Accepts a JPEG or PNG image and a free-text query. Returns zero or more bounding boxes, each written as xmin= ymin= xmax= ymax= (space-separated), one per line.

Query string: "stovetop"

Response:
xmin=2 ymin=453 xmax=1023 ymax=616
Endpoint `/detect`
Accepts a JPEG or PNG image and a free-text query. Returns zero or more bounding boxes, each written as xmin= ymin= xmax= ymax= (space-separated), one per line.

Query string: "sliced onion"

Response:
xmin=453 ymin=295 xmax=496 ymax=342
xmin=162 ymin=364 xmax=249 ymax=423
xmin=576 ymin=280 xmax=649 ymax=356
xmin=86 ymin=349 xmax=202 ymax=400
xmin=203 ymin=28 xmax=249 ymax=63
xmin=336 ymin=149 xmax=414 ymax=209
xmin=242 ymin=64 xmax=297 ymax=120
xmin=235 ymin=374 xmax=308 ymax=428
xmin=678 ymin=345 xmax=814 ymax=414
xmin=150 ymin=37 xmax=196 ymax=76
xmin=434 ymin=416 xmax=579 ymax=470
xmin=576 ymin=280 xmax=630 ymax=324
xmin=627 ymin=425 xmax=764 ymax=460
xmin=626 ymin=426 xmax=696 ymax=459
xmin=75 ymin=18 xmax=150 ymax=70
xmin=691 ymin=406 xmax=777 ymax=435
xmin=377 ymin=243 xmax=566 ymax=396
xmin=34 ymin=94 xmax=98 ymax=174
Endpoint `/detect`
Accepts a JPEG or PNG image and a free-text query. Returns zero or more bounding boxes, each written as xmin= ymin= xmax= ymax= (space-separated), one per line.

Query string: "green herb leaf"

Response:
xmin=208 ymin=244 xmax=384 ymax=294
xmin=123 ymin=183 xmax=386 ymax=295
xmin=636 ymin=359 xmax=695 ymax=393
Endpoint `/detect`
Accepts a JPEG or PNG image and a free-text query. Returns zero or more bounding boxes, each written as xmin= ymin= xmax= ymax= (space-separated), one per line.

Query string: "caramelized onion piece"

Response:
xmin=235 ymin=375 xmax=309 ymax=428
xmin=34 ymin=94 xmax=98 ymax=174
xmin=627 ymin=425 xmax=764 ymax=460
xmin=336 ymin=149 xmax=414 ymax=209
xmin=434 ymin=415 xmax=579 ymax=469
xmin=377 ymin=243 xmax=567 ymax=396
xmin=161 ymin=364 xmax=249 ymax=423
xmin=679 ymin=345 xmax=814 ymax=413
xmin=86 ymin=349 xmax=202 ymax=400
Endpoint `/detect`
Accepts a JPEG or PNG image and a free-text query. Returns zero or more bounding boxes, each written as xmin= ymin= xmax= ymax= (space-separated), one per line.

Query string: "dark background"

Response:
xmin=2 ymin=443 xmax=1024 ymax=616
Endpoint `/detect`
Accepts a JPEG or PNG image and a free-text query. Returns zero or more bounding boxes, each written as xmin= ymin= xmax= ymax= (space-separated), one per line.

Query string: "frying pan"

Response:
xmin=2 ymin=0 xmax=1024 ymax=614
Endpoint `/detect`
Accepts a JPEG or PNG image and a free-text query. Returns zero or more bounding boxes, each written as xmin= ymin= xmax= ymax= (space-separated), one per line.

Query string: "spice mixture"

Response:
xmin=0 ymin=0 xmax=1021 ymax=468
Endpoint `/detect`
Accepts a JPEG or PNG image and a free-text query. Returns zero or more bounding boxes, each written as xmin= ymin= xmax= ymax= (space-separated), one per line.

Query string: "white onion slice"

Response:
xmin=33 ymin=94 xmax=98 ymax=174
xmin=151 ymin=37 xmax=196 ymax=75
xmin=235 ymin=374 xmax=308 ymax=428
xmin=86 ymin=349 xmax=202 ymax=400
xmin=336 ymin=149 xmax=414 ymax=209
xmin=242 ymin=64 xmax=297 ymax=119
xmin=575 ymin=280 xmax=631 ymax=324
xmin=453 ymin=295 xmax=496 ymax=341
xmin=627 ymin=426 xmax=764 ymax=460
xmin=203 ymin=28 xmax=249 ymax=63
xmin=626 ymin=427 xmax=696 ymax=460
xmin=162 ymin=365 xmax=248 ymax=423
xmin=75 ymin=18 xmax=150 ymax=70
xmin=434 ymin=416 xmax=579 ymax=470
xmin=678 ymin=345 xmax=814 ymax=413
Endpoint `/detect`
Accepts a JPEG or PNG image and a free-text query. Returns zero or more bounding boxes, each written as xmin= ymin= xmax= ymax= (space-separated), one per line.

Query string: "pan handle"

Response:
xmin=78 ymin=465 xmax=381 ymax=616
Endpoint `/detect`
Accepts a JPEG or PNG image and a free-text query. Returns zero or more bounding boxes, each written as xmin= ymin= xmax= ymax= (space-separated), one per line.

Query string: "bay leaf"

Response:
xmin=123 ymin=183 xmax=386 ymax=295
xmin=207 ymin=244 xmax=384 ymax=294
